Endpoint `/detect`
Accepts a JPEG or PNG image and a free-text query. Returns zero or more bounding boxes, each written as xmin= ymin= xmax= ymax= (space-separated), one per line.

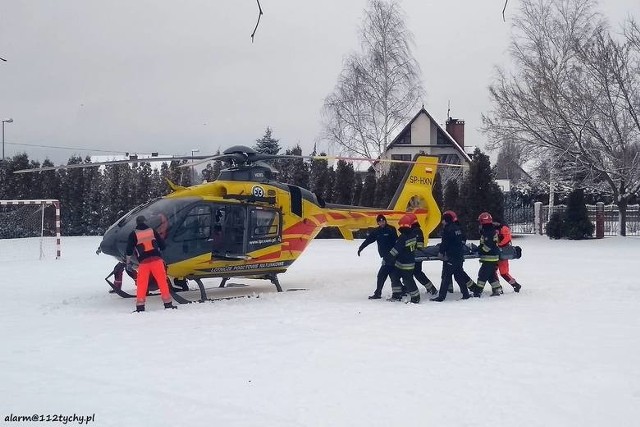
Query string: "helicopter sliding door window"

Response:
xmin=221 ymin=205 xmax=247 ymax=256
xmin=247 ymin=207 xmax=281 ymax=253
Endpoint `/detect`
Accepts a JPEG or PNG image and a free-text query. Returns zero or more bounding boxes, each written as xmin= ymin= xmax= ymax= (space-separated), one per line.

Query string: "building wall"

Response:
xmin=411 ymin=114 xmax=432 ymax=148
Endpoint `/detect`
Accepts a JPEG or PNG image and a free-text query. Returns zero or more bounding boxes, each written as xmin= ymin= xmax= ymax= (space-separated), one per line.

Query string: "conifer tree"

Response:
xmin=309 ymin=156 xmax=330 ymax=203
xmin=359 ymin=167 xmax=377 ymax=206
xmin=333 ymin=160 xmax=356 ymax=204
xmin=82 ymin=164 xmax=104 ymax=235
xmin=325 ymin=166 xmax=336 ymax=203
xmin=4 ymin=154 xmax=33 ymax=199
xmin=373 ymin=173 xmax=390 ymax=208
xmin=284 ymin=144 xmax=310 ymax=189
xmin=254 ymin=127 xmax=280 ymax=155
xmin=39 ymin=160 xmax=61 ymax=201
xmin=134 ymin=163 xmax=154 ymax=205
xmin=375 ymin=163 xmax=408 ymax=207
xmin=116 ymin=164 xmax=137 ymax=217
xmin=443 ymin=179 xmax=461 ymax=215
xmin=101 ymin=164 xmax=124 ymax=230
xmin=59 ymin=156 xmax=85 ymax=235
xmin=149 ymin=168 xmax=165 ymax=199
xmin=201 ymin=164 xmax=216 ymax=182
xmin=166 ymin=160 xmax=189 ymax=187
xmin=459 ymin=148 xmax=504 ymax=238
xmin=563 ymin=188 xmax=594 ymax=239
xmin=353 ymin=175 xmax=363 ymax=206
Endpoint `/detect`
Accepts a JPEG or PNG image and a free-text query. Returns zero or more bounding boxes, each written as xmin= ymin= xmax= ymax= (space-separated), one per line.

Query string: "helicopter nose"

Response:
xmin=100 ymin=228 xmax=124 ymax=259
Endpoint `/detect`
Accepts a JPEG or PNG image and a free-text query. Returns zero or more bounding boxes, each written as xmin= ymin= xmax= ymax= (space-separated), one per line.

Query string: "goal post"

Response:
xmin=0 ymin=199 xmax=61 ymax=260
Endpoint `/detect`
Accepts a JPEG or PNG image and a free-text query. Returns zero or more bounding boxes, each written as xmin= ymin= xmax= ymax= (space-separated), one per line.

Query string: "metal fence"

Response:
xmin=503 ymin=203 xmax=640 ymax=236
xmin=503 ymin=205 xmax=536 ymax=234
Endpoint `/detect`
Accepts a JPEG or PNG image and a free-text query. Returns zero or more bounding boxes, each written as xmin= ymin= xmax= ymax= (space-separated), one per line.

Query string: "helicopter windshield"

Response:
xmin=119 ymin=197 xmax=201 ymax=233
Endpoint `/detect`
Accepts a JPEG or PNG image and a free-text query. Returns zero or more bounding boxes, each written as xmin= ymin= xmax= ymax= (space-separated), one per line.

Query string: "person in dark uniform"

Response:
xmin=408 ymin=214 xmax=438 ymax=296
xmin=126 ymin=215 xmax=176 ymax=312
xmin=358 ymin=214 xmax=397 ymax=299
xmin=385 ymin=214 xmax=420 ymax=303
xmin=430 ymin=210 xmax=472 ymax=301
xmin=471 ymin=212 xmax=502 ymax=297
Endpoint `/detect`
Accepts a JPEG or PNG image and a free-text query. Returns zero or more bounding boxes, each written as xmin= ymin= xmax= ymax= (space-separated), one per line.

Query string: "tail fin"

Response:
xmin=165 ymin=178 xmax=187 ymax=192
xmin=387 ymin=155 xmax=441 ymax=235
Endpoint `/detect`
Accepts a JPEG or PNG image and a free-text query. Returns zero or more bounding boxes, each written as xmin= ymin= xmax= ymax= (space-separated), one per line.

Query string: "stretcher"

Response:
xmin=415 ymin=243 xmax=522 ymax=262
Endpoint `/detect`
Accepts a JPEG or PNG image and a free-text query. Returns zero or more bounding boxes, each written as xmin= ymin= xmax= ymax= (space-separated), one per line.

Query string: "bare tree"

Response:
xmin=322 ymin=0 xmax=424 ymax=159
xmin=483 ymin=0 xmax=640 ymax=235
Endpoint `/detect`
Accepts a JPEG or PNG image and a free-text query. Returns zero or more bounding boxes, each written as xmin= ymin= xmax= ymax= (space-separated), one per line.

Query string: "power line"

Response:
xmin=4 ymin=141 xmax=136 ymax=155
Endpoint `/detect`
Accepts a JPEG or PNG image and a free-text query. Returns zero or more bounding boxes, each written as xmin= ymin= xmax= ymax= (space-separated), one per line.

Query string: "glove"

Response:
xmin=357 ymin=248 xmax=362 ymax=256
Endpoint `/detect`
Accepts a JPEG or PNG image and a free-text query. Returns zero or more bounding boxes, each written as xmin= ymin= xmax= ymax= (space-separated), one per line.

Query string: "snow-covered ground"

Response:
xmin=1 ymin=234 xmax=639 ymax=426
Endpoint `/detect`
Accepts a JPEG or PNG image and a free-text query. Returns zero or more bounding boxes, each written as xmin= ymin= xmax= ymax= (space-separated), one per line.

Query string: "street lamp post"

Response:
xmin=2 ymin=118 xmax=13 ymax=161
xmin=190 ymin=148 xmax=200 ymax=183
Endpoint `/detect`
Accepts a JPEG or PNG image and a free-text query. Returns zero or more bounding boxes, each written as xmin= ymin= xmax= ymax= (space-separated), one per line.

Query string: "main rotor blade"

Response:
xmin=309 ymin=155 xmax=464 ymax=167
xmin=13 ymin=155 xmax=212 ymax=174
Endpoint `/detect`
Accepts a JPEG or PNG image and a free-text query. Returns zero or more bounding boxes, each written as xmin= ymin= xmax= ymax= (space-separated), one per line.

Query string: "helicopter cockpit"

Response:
xmin=100 ymin=197 xmax=283 ymax=265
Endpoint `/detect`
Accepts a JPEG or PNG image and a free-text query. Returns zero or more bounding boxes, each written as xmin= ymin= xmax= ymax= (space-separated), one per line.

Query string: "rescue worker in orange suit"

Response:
xmin=126 ymin=215 xmax=176 ymax=312
xmin=470 ymin=212 xmax=503 ymax=297
xmin=385 ymin=214 xmax=420 ymax=303
xmin=430 ymin=210 xmax=472 ymax=301
xmin=494 ymin=219 xmax=522 ymax=292
xmin=358 ymin=214 xmax=398 ymax=300
xmin=408 ymin=214 xmax=438 ymax=296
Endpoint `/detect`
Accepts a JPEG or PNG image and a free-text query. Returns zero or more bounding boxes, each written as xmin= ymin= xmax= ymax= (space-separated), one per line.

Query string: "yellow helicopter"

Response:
xmin=19 ymin=145 xmax=442 ymax=303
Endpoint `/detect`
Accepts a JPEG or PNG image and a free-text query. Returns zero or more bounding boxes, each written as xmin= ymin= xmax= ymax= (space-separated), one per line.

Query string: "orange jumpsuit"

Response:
xmin=127 ymin=227 xmax=172 ymax=306
xmin=497 ymin=223 xmax=518 ymax=285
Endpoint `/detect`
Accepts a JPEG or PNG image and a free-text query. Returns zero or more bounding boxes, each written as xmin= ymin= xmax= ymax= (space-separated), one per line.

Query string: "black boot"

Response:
xmin=368 ymin=294 xmax=382 ymax=300
xmin=490 ymin=288 xmax=504 ymax=297
xmin=430 ymin=296 xmax=445 ymax=302
xmin=164 ymin=302 xmax=177 ymax=310
xmin=134 ymin=305 xmax=145 ymax=312
xmin=512 ymin=282 xmax=522 ymax=293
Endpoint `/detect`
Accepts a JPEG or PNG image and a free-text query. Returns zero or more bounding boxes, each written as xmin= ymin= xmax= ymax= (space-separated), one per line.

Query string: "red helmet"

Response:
xmin=398 ymin=214 xmax=414 ymax=229
xmin=442 ymin=210 xmax=458 ymax=223
xmin=478 ymin=212 xmax=493 ymax=225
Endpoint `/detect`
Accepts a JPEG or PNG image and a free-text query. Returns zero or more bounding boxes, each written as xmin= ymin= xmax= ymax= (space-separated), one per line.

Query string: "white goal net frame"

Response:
xmin=0 ymin=199 xmax=61 ymax=260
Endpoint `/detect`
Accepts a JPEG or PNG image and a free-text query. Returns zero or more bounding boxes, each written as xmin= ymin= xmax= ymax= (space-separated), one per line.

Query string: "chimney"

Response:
xmin=446 ymin=117 xmax=465 ymax=148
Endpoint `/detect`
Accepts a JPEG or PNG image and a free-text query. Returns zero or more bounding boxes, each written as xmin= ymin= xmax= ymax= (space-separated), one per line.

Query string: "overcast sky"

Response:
xmin=1 ymin=0 xmax=639 ymax=165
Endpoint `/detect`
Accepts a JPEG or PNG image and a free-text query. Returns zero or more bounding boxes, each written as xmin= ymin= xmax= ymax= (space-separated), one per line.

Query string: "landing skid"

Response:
xmin=190 ymin=274 xmax=283 ymax=303
xmin=105 ymin=273 xmax=191 ymax=304
xmin=106 ymin=270 xmax=285 ymax=305
xmin=218 ymin=274 xmax=282 ymax=292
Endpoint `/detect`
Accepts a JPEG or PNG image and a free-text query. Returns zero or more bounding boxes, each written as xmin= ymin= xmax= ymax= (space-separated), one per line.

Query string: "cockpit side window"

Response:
xmin=174 ymin=204 xmax=212 ymax=242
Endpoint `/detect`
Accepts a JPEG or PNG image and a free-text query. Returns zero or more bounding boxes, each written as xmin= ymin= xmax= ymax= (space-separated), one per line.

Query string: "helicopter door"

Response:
xmin=247 ymin=207 xmax=282 ymax=253
xmin=211 ymin=205 xmax=248 ymax=259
